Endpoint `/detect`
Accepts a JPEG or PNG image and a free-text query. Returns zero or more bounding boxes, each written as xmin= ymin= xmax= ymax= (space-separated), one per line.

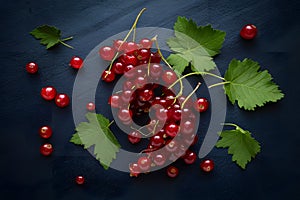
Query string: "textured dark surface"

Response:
xmin=1 ymin=0 xmax=300 ymax=199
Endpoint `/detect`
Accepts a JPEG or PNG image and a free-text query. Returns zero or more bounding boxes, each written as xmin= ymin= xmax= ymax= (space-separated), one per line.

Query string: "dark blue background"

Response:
xmin=1 ymin=0 xmax=299 ymax=199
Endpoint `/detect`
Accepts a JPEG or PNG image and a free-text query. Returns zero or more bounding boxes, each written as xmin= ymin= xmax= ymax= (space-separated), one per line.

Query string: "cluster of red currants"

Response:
xmin=99 ymin=38 xmax=213 ymax=177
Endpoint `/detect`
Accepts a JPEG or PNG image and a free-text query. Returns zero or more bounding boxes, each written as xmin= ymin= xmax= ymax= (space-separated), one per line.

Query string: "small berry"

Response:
xmin=194 ymin=98 xmax=209 ymax=113
xmin=200 ymin=159 xmax=214 ymax=172
xmin=69 ymin=56 xmax=83 ymax=69
xmin=55 ymin=93 xmax=70 ymax=108
xmin=41 ymin=86 xmax=57 ymax=101
xmin=39 ymin=126 xmax=52 ymax=139
xmin=182 ymin=150 xmax=197 ymax=164
xmin=128 ymin=131 xmax=142 ymax=144
xmin=101 ymin=70 xmax=115 ymax=82
xmin=167 ymin=166 xmax=179 ymax=178
xmin=75 ymin=175 xmax=85 ymax=185
xmin=139 ymin=38 xmax=152 ymax=49
xmin=40 ymin=143 xmax=53 ymax=156
xmin=129 ymin=163 xmax=141 ymax=177
xmin=138 ymin=156 xmax=151 ymax=172
xmin=86 ymin=102 xmax=95 ymax=111
xmin=240 ymin=24 xmax=257 ymax=40
xmin=99 ymin=46 xmax=116 ymax=61
xmin=26 ymin=62 xmax=38 ymax=74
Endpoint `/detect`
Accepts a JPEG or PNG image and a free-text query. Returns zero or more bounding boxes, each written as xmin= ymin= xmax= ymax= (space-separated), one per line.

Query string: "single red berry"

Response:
xmin=137 ymin=156 xmax=151 ymax=172
xmin=200 ymin=159 xmax=214 ymax=172
xmin=128 ymin=131 xmax=142 ymax=144
xmin=150 ymin=51 xmax=161 ymax=63
xmin=39 ymin=126 xmax=52 ymax=139
xmin=113 ymin=39 xmax=126 ymax=51
xmin=240 ymin=24 xmax=257 ymax=40
xmin=165 ymin=123 xmax=179 ymax=138
xmin=40 ymin=143 xmax=53 ymax=156
xmin=26 ymin=62 xmax=38 ymax=74
xmin=167 ymin=166 xmax=179 ymax=178
xmin=112 ymin=62 xmax=125 ymax=74
xmin=99 ymin=46 xmax=116 ymax=61
xmin=108 ymin=94 xmax=121 ymax=108
xmin=86 ymin=102 xmax=95 ymax=111
xmin=124 ymin=41 xmax=139 ymax=53
xmin=41 ymin=86 xmax=57 ymax=101
xmin=194 ymin=98 xmax=209 ymax=113
xmin=183 ymin=150 xmax=197 ymax=164
xmin=153 ymin=153 xmax=166 ymax=166
xmin=55 ymin=93 xmax=70 ymax=108
xmin=69 ymin=56 xmax=83 ymax=69
xmin=75 ymin=175 xmax=85 ymax=185
xmin=101 ymin=70 xmax=115 ymax=82
xmin=139 ymin=38 xmax=152 ymax=49
xmin=162 ymin=70 xmax=177 ymax=85
xmin=129 ymin=163 xmax=141 ymax=177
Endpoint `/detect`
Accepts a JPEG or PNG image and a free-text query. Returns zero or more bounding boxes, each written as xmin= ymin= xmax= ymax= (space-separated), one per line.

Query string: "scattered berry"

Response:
xmin=240 ymin=24 xmax=257 ymax=40
xmin=75 ymin=175 xmax=85 ymax=185
xmin=26 ymin=62 xmax=38 ymax=74
xmin=40 ymin=143 xmax=53 ymax=156
xmin=41 ymin=86 xmax=57 ymax=101
xmin=167 ymin=166 xmax=179 ymax=178
xmin=86 ymin=102 xmax=95 ymax=111
xmin=39 ymin=126 xmax=52 ymax=139
xmin=69 ymin=56 xmax=83 ymax=69
xmin=55 ymin=93 xmax=70 ymax=108
xmin=194 ymin=97 xmax=209 ymax=112
xmin=200 ymin=159 xmax=214 ymax=172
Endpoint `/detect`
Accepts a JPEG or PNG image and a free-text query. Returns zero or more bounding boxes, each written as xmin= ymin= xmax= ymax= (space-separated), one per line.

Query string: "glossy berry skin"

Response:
xmin=41 ymin=86 xmax=57 ymax=101
xmin=75 ymin=175 xmax=85 ymax=185
xmin=55 ymin=93 xmax=70 ymax=108
xmin=165 ymin=123 xmax=179 ymax=138
xmin=69 ymin=56 xmax=83 ymax=69
xmin=139 ymin=38 xmax=152 ymax=49
xmin=162 ymin=70 xmax=177 ymax=85
xmin=39 ymin=126 xmax=52 ymax=139
xmin=113 ymin=39 xmax=126 ymax=51
xmin=183 ymin=150 xmax=197 ymax=164
xmin=194 ymin=98 xmax=209 ymax=113
xmin=40 ymin=143 xmax=53 ymax=156
xmin=124 ymin=41 xmax=139 ymax=53
xmin=26 ymin=62 xmax=38 ymax=74
xmin=167 ymin=166 xmax=179 ymax=178
xmin=138 ymin=156 xmax=151 ymax=172
xmin=108 ymin=95 xmax=121 ymax=108
xmin=128 ymin=131 xmax=142 ymax=144
xmin=240 ymin=24 xmax=257 ymax=40
xmin=99 ymin=46 xmax=116 ymax=61
xmin=153 ymin=153 xmax=166 ymax=166
xmin=129 ymin=163 xmax=140 ymax=177
xmin=101 ymin=70 xmax=115 ymax=82
xmin=200 ymin=159 xmax=214 ymax=172
xmin=86 ymin=102 xmax=95 ymax=111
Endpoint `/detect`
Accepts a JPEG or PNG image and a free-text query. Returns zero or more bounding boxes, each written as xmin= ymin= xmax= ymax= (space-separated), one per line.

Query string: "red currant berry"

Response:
xmin=40 ymin=143 xmax=53 ymax=156
xmin=162 ymin=70 xmax=177 ymax=85
xmin=240 ymin=24 xmax=257 ymax=40
xmin=194 ymin=98 xmax=209 ymax=113
xmin=150 ymin=51 xmax=161 ymax=63
xmin=55 ymin=93 xmax=70 ymax=108
xmin=101 ymin=70 xmax=115 ymax=82
xmin=112 ymin=62 xmax=125 ymax=74
xmin=86 ymin=102 xmax=95 ymax=111
xmin=41 ymin=86 xmax=57 ymax=101
xmin=124 ymin=41 xmax=139 ymax=53
xmin=113 ymin=39 xmax=126 ymax=51
xmin=137 ymin=156 xmax=151 ymax=172
xmin=167 ymin=166 xmax=179 ymax=178
xmin=99 ymin=46 xmax=116 ymax=61
xmin=75 ymin=175 xmax=85 ymax=185
xmin=200 ymin=159 xmax=214 ymax=172
xmin=183 ymin=150 xmax=197 ymax=164
xmin=138 ymin=88 xmax=154 ymax=102
xmin=108 ymin=94 xmax=121 ymax=108
xmin=69 ymin=56 xmax=83 ymax=69
xmin=139 ymin=38 xmax=152 ymax=49
xmin=150 ymin=134 xmax=165 ymax=148
xmin=137 ymin=48 xmax=151 ymax=61
xmin=128 ymin=131 xmax=142 ymax=144
xmin=165 ymin=123 xmax=179 ymax=138
xmin=123 ymin=54 xmax=138 ymax=66
xmin=26 ymin=62 xmax=38 ymax=74
xmin=39 ymin=126 xmax=52 ymax=139
xmin=129 ymin=163 xmax=141 ymax=177
xmin=153 ymin=153 xmax=166 ymax=166
xmin=150 ymin=64 xmax=163 ymax=78
xmin=118 ymin=108 xmax=132 ymax=122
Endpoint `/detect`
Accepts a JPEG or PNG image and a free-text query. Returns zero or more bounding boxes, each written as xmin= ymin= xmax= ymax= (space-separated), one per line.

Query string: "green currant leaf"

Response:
xmin=166 ymin=16 xmax=226 ymax=73
xmin=70 ymin=112 xmax=121 ymax=170
xmin=224 ymin=58 xmax=284 ymax=110
xmin=216 ymin=123 xmax=261 ymax=169
xmin=30 ymin=25 xmax=73 ymax=49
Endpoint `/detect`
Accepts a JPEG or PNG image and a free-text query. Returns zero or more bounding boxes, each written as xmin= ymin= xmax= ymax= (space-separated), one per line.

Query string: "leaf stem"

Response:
xmin=59 ymin=40 xmax=74 ymax=49
xmin=208 ymin=81 xmax=230 ymax=88
xmin=61 ymin=36 xmax=73 ymax=42
xmin=221 ymin=123 xmax=246 ymax=134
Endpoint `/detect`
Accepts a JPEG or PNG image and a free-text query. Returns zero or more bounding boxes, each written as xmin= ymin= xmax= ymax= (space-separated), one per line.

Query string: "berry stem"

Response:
xmin=107 ymin=120 xmax=115 ymax=128
xmin=182 ymin=82 xmax=201 ymax=108
xmin=106 ymin=8 xmax=147 ymax=74
xmin=221 ymin=123 xmax=247 ymax=134
xmin=61 ymin=36 xmax=73 ymax=42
